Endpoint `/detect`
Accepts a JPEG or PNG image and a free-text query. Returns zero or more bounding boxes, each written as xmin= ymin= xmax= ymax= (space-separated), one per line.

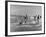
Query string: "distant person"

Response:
xmin=34 ymin=15 xmax=41 ymax=23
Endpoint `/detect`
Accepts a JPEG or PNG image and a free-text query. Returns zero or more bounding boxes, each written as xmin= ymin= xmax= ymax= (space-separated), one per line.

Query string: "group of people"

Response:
xmin=19 ymin=14 xmax=42 ymax=24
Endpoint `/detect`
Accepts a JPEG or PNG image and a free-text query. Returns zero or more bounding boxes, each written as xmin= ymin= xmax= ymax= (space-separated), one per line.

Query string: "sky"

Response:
xmin=10 ymin=5 xmax=42 ymax=16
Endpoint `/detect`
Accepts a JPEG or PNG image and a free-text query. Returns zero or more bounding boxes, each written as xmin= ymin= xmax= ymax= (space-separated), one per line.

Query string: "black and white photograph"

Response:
xmin=7 ymin=1 xmax=45 ymax=35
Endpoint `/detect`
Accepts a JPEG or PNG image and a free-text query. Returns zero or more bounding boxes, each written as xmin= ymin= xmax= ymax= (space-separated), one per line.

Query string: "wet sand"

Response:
xmin=10 ymin=22 xmax=42 ymax=32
